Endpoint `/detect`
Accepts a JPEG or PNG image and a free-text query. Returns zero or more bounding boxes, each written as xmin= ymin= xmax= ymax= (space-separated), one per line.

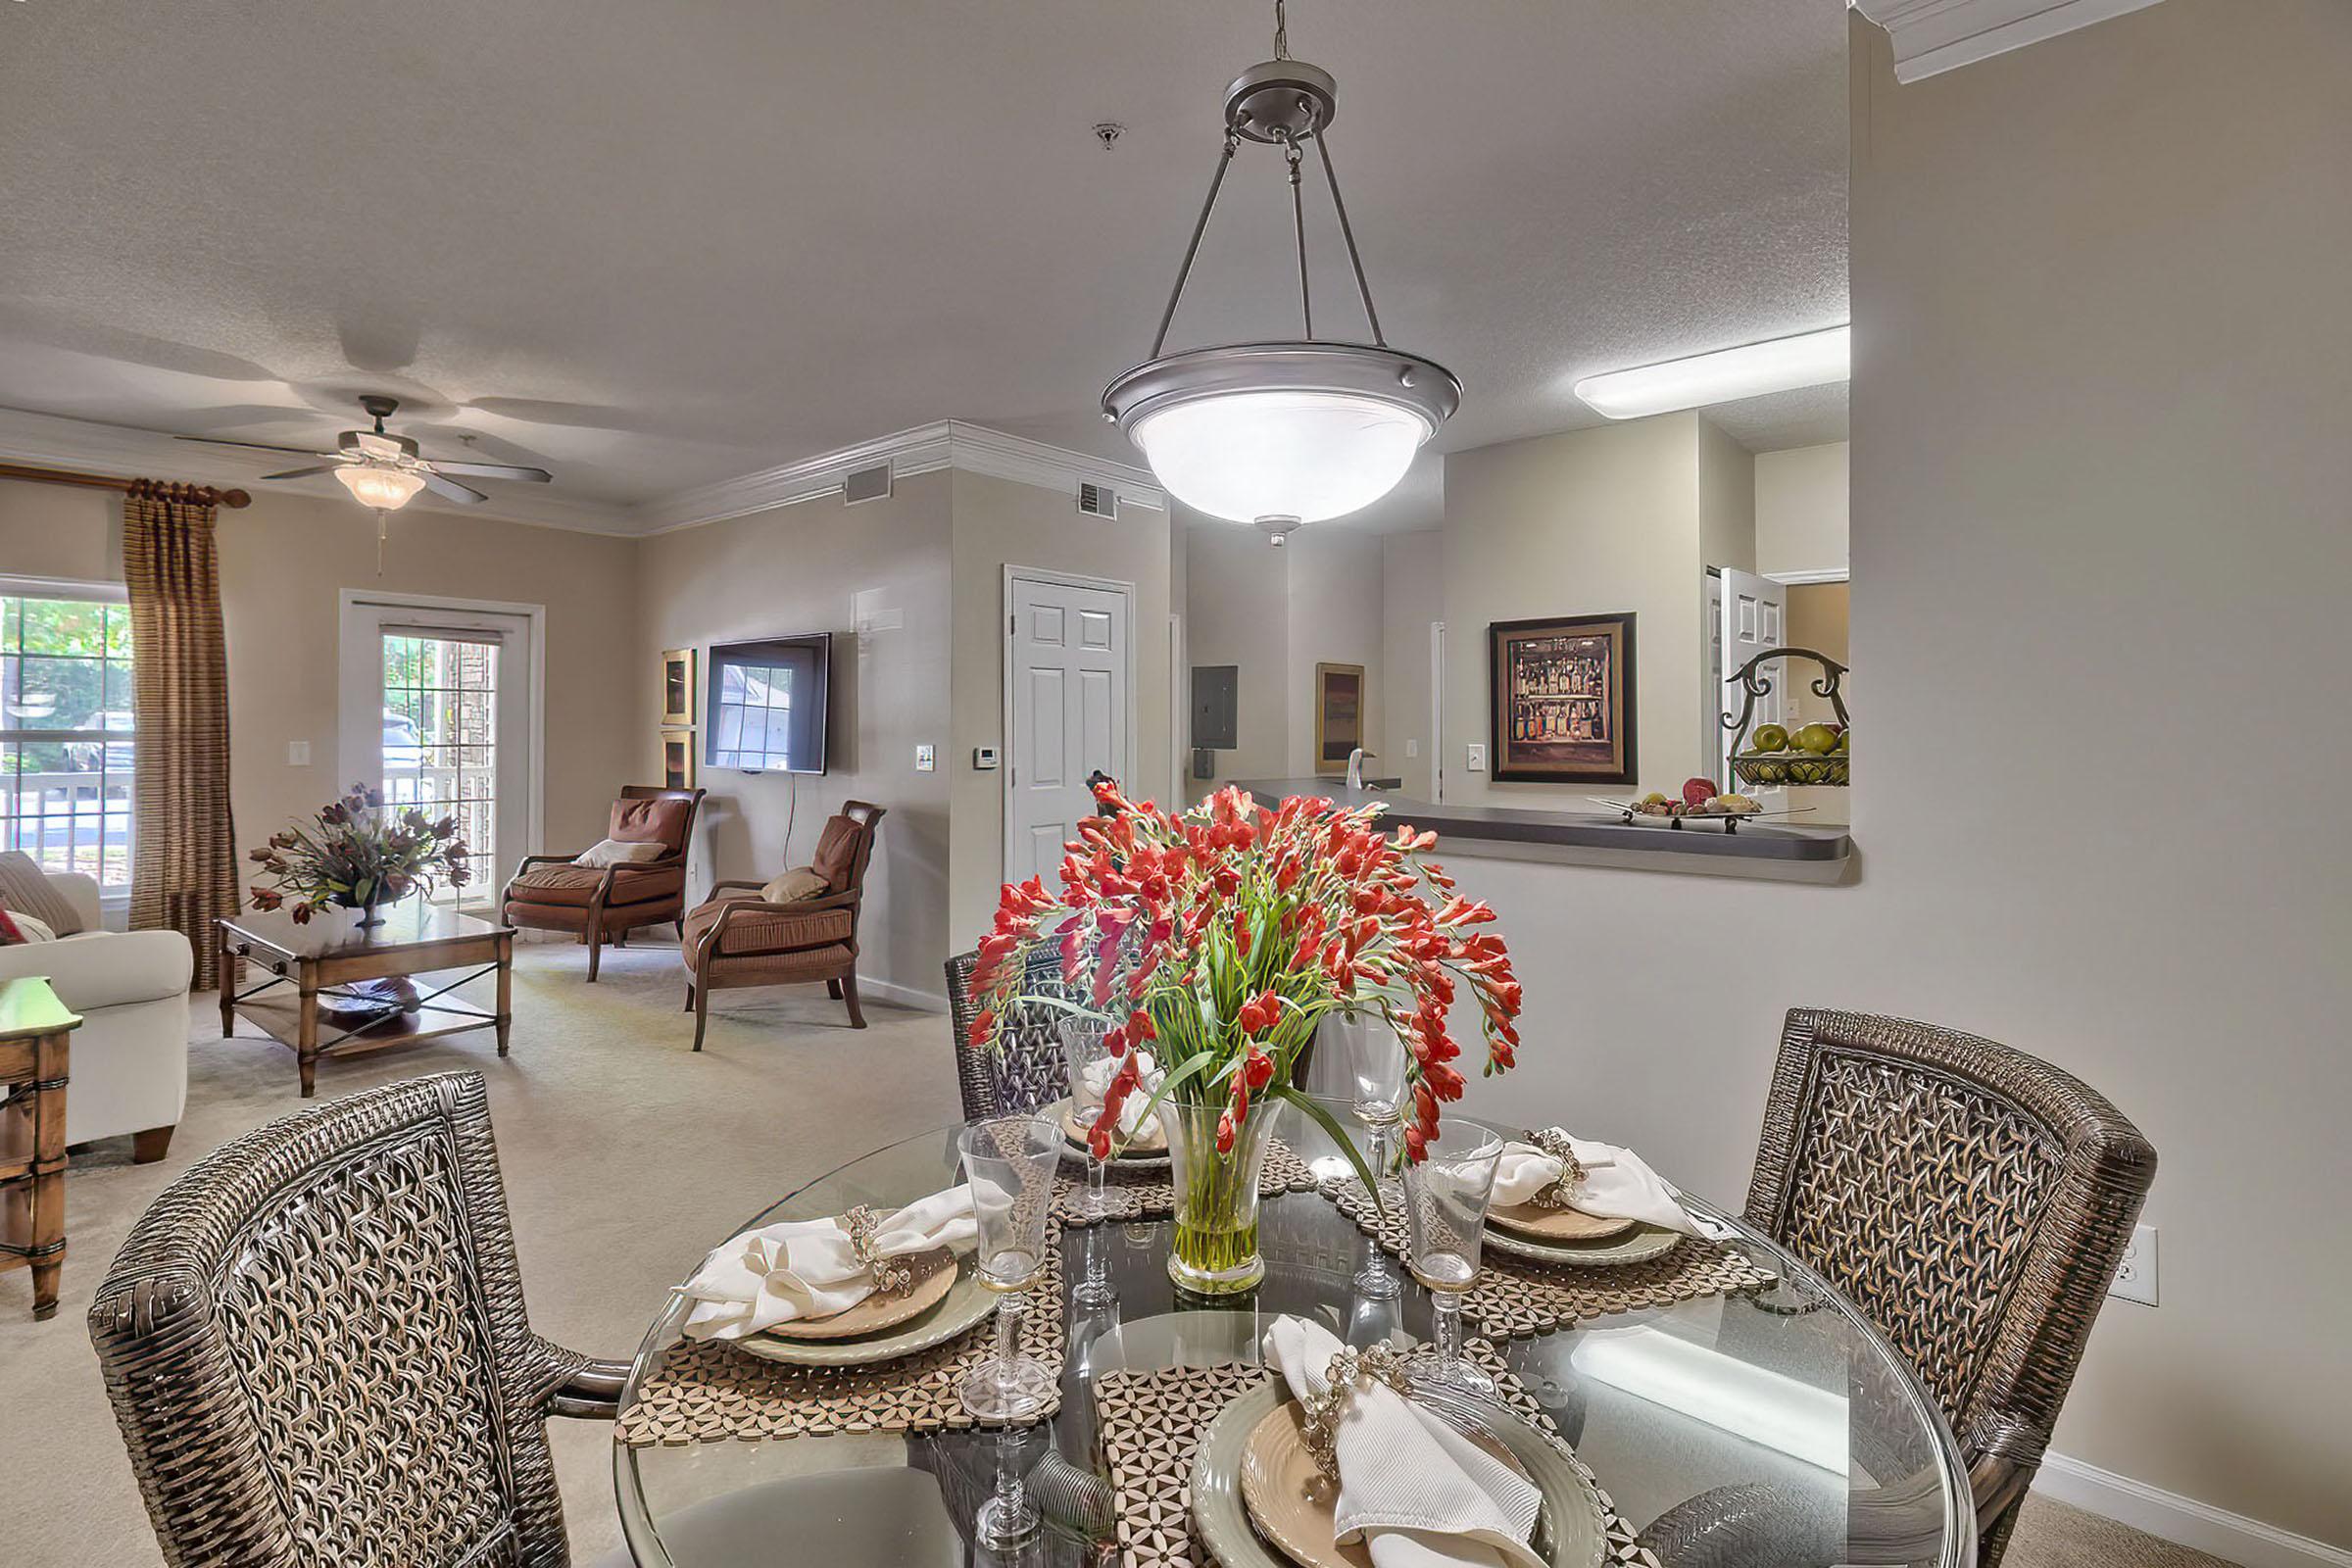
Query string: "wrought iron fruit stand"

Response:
xmin=1722 ymin=646 xmax=1850 ymax=788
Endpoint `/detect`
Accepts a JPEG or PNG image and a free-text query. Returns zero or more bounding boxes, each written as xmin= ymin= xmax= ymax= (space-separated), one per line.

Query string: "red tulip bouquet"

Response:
xmin=965 ymin=780 xmax=1523 ymax=1292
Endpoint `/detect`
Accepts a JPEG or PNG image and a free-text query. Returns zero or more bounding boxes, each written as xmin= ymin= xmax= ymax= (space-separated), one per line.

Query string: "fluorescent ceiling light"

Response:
xmin=1574 ymin=325 xmax=1850 ymax=420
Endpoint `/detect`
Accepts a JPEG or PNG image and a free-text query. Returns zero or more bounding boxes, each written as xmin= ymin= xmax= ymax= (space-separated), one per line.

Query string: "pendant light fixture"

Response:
xmin=1102 ymin=0 xmax=1457 ymax=545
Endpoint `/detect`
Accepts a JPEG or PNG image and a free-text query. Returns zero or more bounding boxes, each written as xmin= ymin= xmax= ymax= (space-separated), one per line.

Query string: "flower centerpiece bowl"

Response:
xmin=245 ymin=783 xmax=472 ymax=929
xmin=964 ymin=782 xmax=1524 ymax=1296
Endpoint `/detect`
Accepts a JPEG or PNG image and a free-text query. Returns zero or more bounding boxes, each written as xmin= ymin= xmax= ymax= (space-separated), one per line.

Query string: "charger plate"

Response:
xmin=1194 ymin=1380 xmax=1605 ymax=1568
xmin=1488 ymin=1201 xmax=1638 ymax=1244
xmin=736 ymin=1253 xmax=993 ymax=1367
xmin=751 ymin=1246 xmax=957 ymax=1342
xmin=1237 ymin=1398 xmax=1535 ymax=1568
xmin=1484 ymin=1221 xmax=1681 ymax=1270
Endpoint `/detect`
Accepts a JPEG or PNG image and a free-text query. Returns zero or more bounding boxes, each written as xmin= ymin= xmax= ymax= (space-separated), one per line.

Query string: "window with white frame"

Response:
xmin=0 ymin=584 xmax=134 ymax=891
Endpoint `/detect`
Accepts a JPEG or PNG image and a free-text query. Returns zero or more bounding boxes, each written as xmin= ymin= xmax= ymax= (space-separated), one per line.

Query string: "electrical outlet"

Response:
xmin=914 ymin=743 xmax=935 ymax=772
xmin=1466 ymin=743 xmax=1487 ymax=772
xmin=2109 ymin=1222 xmax=2158 ymax=1305
xmin=1404 ymin=738 xmax=1419 ymax=759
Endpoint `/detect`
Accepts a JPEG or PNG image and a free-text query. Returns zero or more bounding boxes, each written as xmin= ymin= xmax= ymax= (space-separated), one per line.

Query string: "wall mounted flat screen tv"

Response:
xmin=704 ymin=632 xmax=831 ymax=774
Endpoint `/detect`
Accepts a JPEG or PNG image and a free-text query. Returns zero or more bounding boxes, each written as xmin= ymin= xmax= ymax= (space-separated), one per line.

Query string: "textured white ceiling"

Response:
xmin=0 ymin=0 xmax=1847 ymax=523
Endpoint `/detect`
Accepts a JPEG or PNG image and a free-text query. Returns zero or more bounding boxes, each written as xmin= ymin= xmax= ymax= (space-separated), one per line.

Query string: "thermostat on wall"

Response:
xmin=973 ymin=746 xmax=1001 ymax=770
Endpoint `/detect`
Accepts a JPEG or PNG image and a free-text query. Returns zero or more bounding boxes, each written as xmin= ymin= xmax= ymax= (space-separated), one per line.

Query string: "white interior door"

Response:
xmin=1004 ymin=571 xmax=1130 ymax=886
xmin=1717 ymin=567 xmax=1787 ymax=795
xmin=339 ymin=595 xmax=538 ymax=907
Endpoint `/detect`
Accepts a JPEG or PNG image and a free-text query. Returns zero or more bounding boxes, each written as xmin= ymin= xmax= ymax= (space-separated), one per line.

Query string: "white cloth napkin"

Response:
xmin=1262 ymin=1317 xmax=1544 ymax=1568
xmin=1080 ymin=1048 xmax=1165 ymax=1137
xmin=1489 ymin=1131 xmax=1724 ymax=1240
xmin=677 ymin=1186 xmax=976 ymax=1341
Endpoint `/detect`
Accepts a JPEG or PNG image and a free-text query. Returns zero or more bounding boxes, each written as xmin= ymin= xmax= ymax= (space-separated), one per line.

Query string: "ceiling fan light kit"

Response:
xmin=1102 ymin=0 xmax=1458 ymax=545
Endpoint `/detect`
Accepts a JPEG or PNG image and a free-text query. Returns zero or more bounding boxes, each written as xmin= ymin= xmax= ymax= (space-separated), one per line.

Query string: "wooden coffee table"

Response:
xmin=218 ymin=901 xmax=514 ymax=1098
xmin=1 ymin=976 xmax=79 ymax=1319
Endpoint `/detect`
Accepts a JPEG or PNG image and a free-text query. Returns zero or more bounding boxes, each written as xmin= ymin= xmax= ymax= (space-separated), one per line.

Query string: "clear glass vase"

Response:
xmin=1161 ymin=1098 xmax=1276 ymax=1295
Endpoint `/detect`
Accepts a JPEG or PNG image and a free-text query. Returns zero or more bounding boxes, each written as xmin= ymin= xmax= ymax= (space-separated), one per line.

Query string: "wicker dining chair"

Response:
xmin=1639 ymin=1009 xmax=2157 ymax=1568
xmin=87 ymin=1072 xmax=629 ymax=1568
xmin=944 ymin=949 xmax=1075 ymax=1120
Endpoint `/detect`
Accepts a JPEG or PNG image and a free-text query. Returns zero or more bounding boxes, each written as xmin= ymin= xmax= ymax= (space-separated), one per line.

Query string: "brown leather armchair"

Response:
xmin=679 ymin=800 xmax=884 ymax=1050
xmin=502 ymin=786 xmax=706 ymax=981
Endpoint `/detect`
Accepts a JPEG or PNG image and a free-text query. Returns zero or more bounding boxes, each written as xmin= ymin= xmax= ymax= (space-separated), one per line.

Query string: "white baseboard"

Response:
xmin=2036 ymin=1452 xmax=2352 ymax=1568
xmin=863 ymin=978 xmax=948 ymax=1013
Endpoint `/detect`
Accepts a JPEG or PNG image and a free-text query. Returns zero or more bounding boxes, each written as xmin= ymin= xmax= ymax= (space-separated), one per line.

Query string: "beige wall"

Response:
xmin=1380 ymin=531 xmax=1442 ymax=800
xmin=947 ymin=470 xmax=1172 ymax=952
xmin=1180 ymin=517 xmax=1291 ymax=801
xmin=1283 ymin=529 xmax=1386 ymax=779
xmin=1753 ymin=441 xmax=1850 ymax=579
xmin=1441 ymin=414 xmax=1722 ymax=806
xmin=0 ymin=477 xmax=639 ymax=888
xmin=637 ymin=474 xmax=954 ymax=1003
xmin=1449 ymin=7 xmax=2351 ymax=1549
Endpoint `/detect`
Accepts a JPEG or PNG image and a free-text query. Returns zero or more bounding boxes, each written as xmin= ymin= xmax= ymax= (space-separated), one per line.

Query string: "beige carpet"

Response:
xmin=0 ymin=942 xmax=2233 ymax=1567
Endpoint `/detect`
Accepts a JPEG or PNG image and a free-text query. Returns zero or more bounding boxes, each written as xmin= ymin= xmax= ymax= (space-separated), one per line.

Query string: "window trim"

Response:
xmin=0 ymin=575 xmax=137 ymax=897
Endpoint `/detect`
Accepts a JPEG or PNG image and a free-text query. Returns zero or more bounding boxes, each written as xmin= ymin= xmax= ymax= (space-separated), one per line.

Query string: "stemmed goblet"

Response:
xmin=1059 ymin=1015 xmax=1121 ymax=1308
xmin=1340 ymin=1010 xmax=1407 ymax=1299
xmin=1399 ymin=1115 xmax=1505 ymax=1397
xmin=956 ymin=1111 xmax=1063 ymax=1549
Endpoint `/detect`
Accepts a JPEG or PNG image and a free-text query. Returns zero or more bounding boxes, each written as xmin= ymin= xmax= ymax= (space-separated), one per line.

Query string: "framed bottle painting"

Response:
xmin=661 ymin=647 xmax=696 ymax=729
xmin=661 ymin=730 xmax=697 ymax=791
xmin=1313 ymin=662 xmax=1365 ymax=776
xmin=1488 ymin=613 xmax=1637 ymax=784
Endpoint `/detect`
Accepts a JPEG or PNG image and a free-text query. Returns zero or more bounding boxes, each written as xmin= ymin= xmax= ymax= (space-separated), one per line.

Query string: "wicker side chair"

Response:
xmin=87 ymin=1072 xmax=628 ymax=1568
xmin=944 ymin=949 xmax=1075 ymax=1120
xmin=1640 ymin=1009 xmax=2156 ymax=1568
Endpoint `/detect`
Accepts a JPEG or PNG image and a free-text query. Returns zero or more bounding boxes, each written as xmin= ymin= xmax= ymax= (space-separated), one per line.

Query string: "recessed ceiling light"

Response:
xmin=1573 ymin=325 xmax=1849 ymax=420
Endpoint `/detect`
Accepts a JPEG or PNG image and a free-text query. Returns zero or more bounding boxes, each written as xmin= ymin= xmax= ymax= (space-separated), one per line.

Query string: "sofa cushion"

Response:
xmin=509 ymin=862 xmax=684 ymax=908
xmin=612 ymin=796 xmax=694 ymax=856
xmin=0 ymin=928 xmax=194 ymax=1012
xmin=0 ymin=851 xmax=85 ymax=935
xmin=683 ymin=896 xmax=853 ymax=958
xmin=808 ymin=816 xmax=864 ymax=893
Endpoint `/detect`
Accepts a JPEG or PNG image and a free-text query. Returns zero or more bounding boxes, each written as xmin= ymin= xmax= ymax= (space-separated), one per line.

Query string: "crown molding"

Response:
xmin=1852 ymin=0 xmax=2168 ymax=83
xmin=631 ymin=419 xmax=1164 ymax=534
xmin=0 ymin=404 xmax=639 ymax=535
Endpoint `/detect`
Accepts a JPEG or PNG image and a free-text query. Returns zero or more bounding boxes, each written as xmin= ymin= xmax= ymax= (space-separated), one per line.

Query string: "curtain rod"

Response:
xmin=0 ymin=461 xmax=252 ymax=509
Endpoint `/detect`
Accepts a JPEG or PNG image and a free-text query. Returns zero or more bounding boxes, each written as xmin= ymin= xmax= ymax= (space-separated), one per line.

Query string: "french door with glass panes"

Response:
xmin=338 ymin=596 xmax=536 ymax=909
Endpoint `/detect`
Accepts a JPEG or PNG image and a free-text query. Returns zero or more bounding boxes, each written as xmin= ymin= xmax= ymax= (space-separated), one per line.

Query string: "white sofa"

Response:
xmin=0 ymin=870 xmax=191 ymax=1158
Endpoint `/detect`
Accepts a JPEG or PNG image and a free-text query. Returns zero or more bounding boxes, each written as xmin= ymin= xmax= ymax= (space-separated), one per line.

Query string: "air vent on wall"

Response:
xmin=844 ymin=463 xmax=894 ymax=505
xmin=1076 ymin=481 xmax=1117 ymax=519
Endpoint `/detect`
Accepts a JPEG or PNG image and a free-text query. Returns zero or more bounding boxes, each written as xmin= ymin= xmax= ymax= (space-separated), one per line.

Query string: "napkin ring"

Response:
xmin=843 ymin=1204 xmax=912 ymax=1297
xmin=1299 ymin=1342 xmax=1414 ymax=1484
xmin=1526 ymin=1127 xmax=1586 ymax=1209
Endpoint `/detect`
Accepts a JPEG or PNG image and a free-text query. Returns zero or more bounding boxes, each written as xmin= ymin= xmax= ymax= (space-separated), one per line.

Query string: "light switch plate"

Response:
xmin=2110 ymin=1222 xmax=2158 ymax=1305
xmin=1466 ymin=743 xmax=1487 ymax=772
xmin=287 ymin=740 xmax=311 ymax=766
xmin=914 ymin=743 xmax=935 ymax=772
xmin=1404 ymin=739 xmax=1419 ymax=759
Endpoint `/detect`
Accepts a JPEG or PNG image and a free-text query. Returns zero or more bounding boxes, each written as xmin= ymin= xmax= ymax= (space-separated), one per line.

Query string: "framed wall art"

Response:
xmin=661 ymin=646 xmax=696 ymax=728
xmin=1313 ymin=662 xmax=1365 ymax=776
xmin=1488 ymin=613 xmax=1637 ymax=784
xmin=661 ymin=730 xmax=697 ymax=791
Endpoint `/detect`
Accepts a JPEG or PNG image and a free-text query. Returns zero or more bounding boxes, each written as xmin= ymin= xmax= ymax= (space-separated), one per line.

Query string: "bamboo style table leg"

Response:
xmin=218 ymin=929 xmax=238 ymax=1038
xmin=296 ymin=963 xmax=319 ymax=1099
xmin=27 ymin=1034 xmax=65 ymax=1316
xmin=495 ymin=932 xmax=513 ymax=1056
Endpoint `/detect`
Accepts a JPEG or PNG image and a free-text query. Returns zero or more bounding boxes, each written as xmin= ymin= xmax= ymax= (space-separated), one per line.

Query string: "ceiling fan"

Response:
xmin=176 ymin=394 xmax=553 ymax=510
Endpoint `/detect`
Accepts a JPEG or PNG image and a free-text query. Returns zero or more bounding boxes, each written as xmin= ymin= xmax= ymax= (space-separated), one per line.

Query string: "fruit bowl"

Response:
xmin=1734 ymin=750 xmax=1848 ymax=787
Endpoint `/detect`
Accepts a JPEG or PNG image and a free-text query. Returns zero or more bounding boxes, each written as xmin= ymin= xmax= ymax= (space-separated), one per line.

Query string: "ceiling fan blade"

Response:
xmin=422 ymin=459 xmax=554 ymax=482
xmin=261 ymin=464 xmax=346 ymax=480
xmin=174 ymin=435 xmax=334 ymax=458
xmin=418 ymin=472 xmax=488 ymax=505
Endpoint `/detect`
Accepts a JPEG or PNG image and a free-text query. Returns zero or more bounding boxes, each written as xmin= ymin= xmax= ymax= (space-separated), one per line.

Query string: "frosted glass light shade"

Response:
xmin=334 ymin=465 xmax=427 ymax=511
xmin=1132 ymin=390 xmax=1429 ymax=525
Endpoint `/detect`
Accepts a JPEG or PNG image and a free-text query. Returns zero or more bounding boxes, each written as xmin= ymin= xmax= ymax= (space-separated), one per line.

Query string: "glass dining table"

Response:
xmin=612 ymin=1102 xmax=1976 ymax=1568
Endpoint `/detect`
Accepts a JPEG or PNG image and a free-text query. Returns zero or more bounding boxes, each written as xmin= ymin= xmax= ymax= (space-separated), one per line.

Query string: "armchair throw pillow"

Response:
xmin=574 ymin=838 xmax=668 ymax=869
xmin=759 ymin=867 xmax=830 ymax=904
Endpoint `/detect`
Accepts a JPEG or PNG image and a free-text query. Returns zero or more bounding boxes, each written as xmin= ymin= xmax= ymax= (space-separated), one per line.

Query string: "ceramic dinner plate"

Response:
xmin=1193 ymin=1380 xmax=1606 ymax=1568
xmin=1054 ymin=1096 xmax=1172 ymax=1170
xmin=1483 ymin=1218 xmax=1683 ymax=1269
xmin=734 ymin=1251 xmax=993 ymax=1367
xmin=1237 ymin=1399 xmax=1534 ymax=1568
xmin=1487 ymin=1201 xmax=1638 ymax=1244
xmin=752 ymin=1246 xmax=957 ymax=1342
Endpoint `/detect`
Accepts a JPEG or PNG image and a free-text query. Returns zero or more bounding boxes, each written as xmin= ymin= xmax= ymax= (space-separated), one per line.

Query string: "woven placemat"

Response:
xmin=1055 ymin=1137 xmax=1320 ymax=1226
xmin=1323 ymin=1178 xmax=1777 ymax=1339
xmin=1095 ymin=1341 xmax=1661 ymax=1568
xmin=614 ymin=1236 xmax=1064 ymax=1446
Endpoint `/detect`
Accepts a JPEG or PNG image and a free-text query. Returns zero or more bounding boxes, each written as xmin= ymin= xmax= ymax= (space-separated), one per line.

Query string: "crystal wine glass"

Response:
xmin=1399 ymin=1116 xmax=1505 ymax=1397
xmin=1340 ymin=1010 xmax=1407 ymax=1299
xmin=956 ymin=1111 xmax=1063 ymax=1549
xmin=1059 ymin=1015 xmax=1120 ymax=1308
